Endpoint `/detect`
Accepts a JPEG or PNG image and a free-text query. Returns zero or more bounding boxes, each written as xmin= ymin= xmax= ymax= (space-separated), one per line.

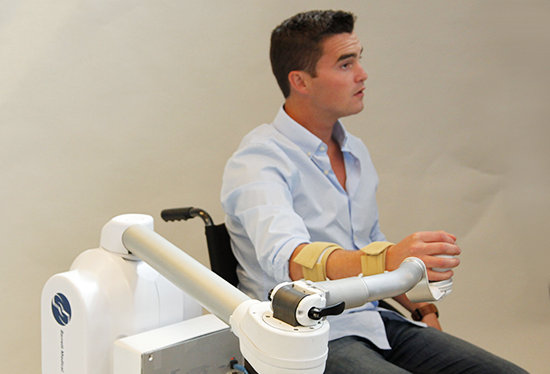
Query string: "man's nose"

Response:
xmin=356 ymin=63 xmax=368 ymax=82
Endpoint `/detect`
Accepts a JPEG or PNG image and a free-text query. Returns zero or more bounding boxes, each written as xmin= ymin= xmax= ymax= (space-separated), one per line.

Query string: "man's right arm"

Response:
xmin=289 ymin=243 xmax=363 ymax=280
xmin=289 ymin=231 xmax=461 ymax=282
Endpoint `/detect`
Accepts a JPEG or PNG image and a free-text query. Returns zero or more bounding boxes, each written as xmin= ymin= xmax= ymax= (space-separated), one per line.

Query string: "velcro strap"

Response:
xmin=293 ymin=242 xmax=341 ymax=282
xmin=360 ymin=241 xmax=394 ymax=276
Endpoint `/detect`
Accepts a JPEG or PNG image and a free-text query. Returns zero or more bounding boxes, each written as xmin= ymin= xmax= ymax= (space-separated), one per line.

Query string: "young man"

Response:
xmin=221 ymin=10 xmax=526 ymax=373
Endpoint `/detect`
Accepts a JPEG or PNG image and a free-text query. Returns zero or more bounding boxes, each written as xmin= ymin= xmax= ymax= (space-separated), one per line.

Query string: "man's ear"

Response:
xmin=288 ymin=70 xmax=311 ymax=95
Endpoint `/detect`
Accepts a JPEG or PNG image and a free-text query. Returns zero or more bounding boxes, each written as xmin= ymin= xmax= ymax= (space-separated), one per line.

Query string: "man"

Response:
xmin=221 ymin=10 xmax=526 ymax=373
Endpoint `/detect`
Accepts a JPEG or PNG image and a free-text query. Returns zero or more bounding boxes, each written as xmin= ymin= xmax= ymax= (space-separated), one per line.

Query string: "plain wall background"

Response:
xmin=1 ymin=1 xmax=548 ymax=372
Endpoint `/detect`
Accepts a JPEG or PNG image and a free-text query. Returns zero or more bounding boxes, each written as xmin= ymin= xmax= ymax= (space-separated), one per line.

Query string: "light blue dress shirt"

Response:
xmin=221 ymin=106 xmax=413 ymax=348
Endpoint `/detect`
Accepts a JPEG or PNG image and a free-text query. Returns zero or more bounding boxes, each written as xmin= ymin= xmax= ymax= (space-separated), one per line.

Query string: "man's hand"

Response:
xmin=386 ymin=231 xmax=461 ymax=282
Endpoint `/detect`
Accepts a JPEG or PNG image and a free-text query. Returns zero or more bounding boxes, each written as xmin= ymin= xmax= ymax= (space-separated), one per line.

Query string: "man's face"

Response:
xmin=307 ymin=32 xmax=368 ymax=121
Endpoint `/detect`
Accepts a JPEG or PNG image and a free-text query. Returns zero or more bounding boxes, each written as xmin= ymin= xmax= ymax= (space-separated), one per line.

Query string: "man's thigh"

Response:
xmin=324 ymin=336 xmax=411 ymax=374
xmin=381 ymin=312 xmax=528 ymax=374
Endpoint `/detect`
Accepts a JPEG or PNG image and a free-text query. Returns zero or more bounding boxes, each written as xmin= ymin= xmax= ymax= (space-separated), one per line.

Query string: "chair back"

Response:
xmin=205 ymin=223 xmax=239 ymax=287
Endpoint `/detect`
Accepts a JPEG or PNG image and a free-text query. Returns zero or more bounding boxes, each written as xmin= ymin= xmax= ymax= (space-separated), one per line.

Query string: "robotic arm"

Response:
xmin=121 ymin=216 xmax=450 ymax=374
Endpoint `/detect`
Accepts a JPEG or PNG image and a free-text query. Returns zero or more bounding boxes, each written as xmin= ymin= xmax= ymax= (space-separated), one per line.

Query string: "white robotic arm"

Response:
xmin=121 ymin=217 xmax=451 ymax=374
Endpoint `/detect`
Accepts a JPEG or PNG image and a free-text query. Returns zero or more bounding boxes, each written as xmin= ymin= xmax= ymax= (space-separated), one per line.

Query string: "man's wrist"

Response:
xmin=411 ymin=303 xmax=439 ymax=321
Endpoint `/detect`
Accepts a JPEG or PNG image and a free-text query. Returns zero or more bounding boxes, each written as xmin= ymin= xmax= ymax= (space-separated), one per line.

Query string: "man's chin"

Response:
xmin=342 ymin=104 xmax=364 ymax=118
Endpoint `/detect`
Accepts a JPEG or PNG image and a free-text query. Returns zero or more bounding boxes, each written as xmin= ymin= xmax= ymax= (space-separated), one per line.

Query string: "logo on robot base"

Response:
xmin=51 ymin=293 xmax=72 ymax=326
xmin=51 ymin=293 xmax=71 ymax=372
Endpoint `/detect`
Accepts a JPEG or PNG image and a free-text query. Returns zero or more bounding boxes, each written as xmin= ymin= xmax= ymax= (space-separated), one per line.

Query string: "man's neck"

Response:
xmin=284 ymin=99 xmax=347 ymax=191
xmin=284 ymin=98 xmax=338 ymax=145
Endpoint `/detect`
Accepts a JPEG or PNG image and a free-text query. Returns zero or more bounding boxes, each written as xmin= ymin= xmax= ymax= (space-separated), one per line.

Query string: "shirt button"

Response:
xmin=324 ymin=170 xmax=329 ymax=175
xmin=319 ymin=146 xmax=326 ymax=152
xmin=307 ymin=152 xmax=312 ymax=156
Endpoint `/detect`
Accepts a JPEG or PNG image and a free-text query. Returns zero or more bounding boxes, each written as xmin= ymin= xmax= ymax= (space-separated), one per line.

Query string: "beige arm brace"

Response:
xmin=360 ymin=241 xmax=394 ymax=276
xmin=293 ymin=241 xmax=394 ymax=281
xmin=292 ymin=242 xmax=342 ymax=282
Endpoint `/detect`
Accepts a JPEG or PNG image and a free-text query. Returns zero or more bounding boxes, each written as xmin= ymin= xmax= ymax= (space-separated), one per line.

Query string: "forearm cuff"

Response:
xmin=293 ymin=242 xmax=342 ymax=282
xmin=360 ymin=241 xmax=394 ymax=276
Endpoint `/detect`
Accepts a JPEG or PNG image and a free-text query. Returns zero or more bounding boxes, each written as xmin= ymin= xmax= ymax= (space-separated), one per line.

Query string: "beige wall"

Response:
xmin=1 ymin=1 xmax=548 ymax=372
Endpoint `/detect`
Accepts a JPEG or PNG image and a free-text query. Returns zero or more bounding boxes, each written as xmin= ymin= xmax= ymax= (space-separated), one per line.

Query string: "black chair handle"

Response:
xmin=161 ymin=207 xmax=213 ymax=226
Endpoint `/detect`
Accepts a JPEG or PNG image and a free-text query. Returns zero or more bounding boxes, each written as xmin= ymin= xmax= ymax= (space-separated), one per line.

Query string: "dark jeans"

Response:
xmin=324 ymin=311 xmax=528 ymax=373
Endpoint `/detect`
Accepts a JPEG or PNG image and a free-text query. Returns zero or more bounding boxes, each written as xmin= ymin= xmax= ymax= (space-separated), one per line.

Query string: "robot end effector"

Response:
xmin=269 ymin=255 xmax=450 ymax=328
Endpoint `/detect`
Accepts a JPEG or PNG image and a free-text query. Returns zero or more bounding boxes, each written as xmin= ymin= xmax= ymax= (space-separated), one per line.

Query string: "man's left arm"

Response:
xmin=392 ymin=294 xmax=442 ymax=330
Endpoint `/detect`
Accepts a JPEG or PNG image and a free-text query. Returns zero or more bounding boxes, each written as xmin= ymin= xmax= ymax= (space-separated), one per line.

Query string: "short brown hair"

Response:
xmin=270 ymin=10 xmax=356 ymax=98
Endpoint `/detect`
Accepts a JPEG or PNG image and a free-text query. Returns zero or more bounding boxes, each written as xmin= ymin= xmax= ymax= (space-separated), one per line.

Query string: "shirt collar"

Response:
xmin=272 ymin=106 xmax=350 ymax=157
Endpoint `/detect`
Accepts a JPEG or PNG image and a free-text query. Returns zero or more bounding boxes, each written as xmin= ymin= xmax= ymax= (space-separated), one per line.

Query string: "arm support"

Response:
xmin=270 ymin=257 xmax=429 ymax=326
xmin=316 ymin=257 xmax=426 ymax=309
